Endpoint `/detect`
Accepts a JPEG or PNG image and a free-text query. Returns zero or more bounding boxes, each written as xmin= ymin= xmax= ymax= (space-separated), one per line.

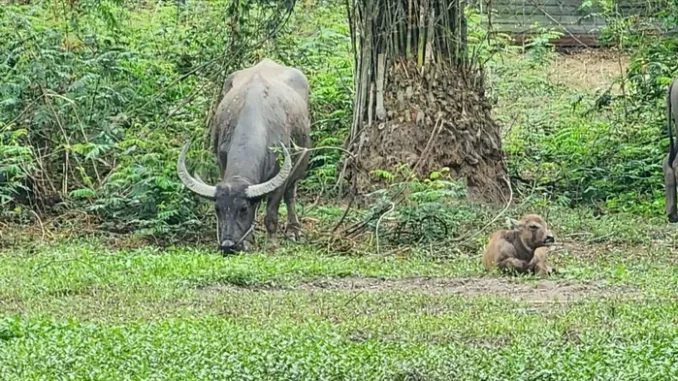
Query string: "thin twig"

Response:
xmin=29 ymin=210 xmax=49 ymax=241
xmin=331 ymin=196 xmax=355 ymax=234
xmin=343 ymin=290 xmax=365 ymax=307
xmin=375 ymin=201 xmax=396 ymax=255
xmin=300 ymin=180 xmax=326 ymax=217
xmin=32 ymin=258 xmax=102 ymax=281
xmin=526 ymin=0 xmax=590 ymax=48
xmin=290 ymin=141 xmax=357 ymax=159
xmin=451 ymin=175 xmax=513 ymax=243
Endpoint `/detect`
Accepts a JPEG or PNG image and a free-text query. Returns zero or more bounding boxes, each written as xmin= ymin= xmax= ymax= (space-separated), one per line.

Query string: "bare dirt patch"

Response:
xmin=298 ymin=276 xmax=636 ymax=303
xmin=198 ymin=276 xmax=638 ymax=304
xmin=549 ymin=49 xmax=629 ymax=93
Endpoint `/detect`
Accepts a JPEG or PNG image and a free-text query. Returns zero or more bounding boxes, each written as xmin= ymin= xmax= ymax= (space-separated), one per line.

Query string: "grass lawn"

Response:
xmin=2 ymin=205 xmax=678 ymax=380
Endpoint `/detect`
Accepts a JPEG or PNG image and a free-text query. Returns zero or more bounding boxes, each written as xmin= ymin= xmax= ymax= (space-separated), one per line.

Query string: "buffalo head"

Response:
xmin=177 ymin=140 xmax=292 ymax=253
xmin=508 ymin=214 xmax=555 ymax=250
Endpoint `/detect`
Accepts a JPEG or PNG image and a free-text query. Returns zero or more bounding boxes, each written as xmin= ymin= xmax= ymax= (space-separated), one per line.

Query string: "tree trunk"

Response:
xmin=344 ymin=0 xmax=508 ymax=203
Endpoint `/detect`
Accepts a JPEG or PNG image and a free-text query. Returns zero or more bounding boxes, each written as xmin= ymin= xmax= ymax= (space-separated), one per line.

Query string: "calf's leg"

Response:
xmin=531 ymin=247 xmax=556 ymax=276
xmin=497 ymin=257 xmax=533 ymax=275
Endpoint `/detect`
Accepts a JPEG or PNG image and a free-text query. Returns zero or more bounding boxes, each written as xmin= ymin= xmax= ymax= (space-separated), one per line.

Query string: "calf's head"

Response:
xmin=177 ymin=140 xmax=292 ymax=253
xmin=508 ymin=214 xmax=555 ymax=251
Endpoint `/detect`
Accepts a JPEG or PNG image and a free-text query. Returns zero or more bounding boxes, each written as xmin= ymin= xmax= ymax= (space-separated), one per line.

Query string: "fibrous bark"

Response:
xmin=344 ymin=0 xmax=508 ymax=203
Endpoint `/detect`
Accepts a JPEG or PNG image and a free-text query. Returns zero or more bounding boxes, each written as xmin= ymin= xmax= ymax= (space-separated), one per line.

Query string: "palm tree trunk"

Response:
xmin=343 ymin=0 xmax=508 ymax=203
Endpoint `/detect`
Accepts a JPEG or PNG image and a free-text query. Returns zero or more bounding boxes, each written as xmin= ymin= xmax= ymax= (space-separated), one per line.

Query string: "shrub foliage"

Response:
xmin=0 ymin=0 xmax=351 ymax=236
xmin=2 ymin=0 xmax=678 ymax=237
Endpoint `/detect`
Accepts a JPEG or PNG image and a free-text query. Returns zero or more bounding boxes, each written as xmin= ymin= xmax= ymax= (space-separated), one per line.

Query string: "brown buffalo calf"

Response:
xmin=482 ymin=214 xmax=555 ymax=275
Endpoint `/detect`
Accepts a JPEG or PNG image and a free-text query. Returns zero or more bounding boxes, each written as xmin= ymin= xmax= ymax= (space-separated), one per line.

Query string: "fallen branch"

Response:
xmin=30 ymin=210 xmax=50 ymax=241
xmin=331 ymin=196 xmax=355 ymax=234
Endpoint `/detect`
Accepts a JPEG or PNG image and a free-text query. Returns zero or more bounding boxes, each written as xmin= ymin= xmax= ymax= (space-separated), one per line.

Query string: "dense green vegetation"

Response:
xmin=2 ymin=0 xmax=678 ymax=379
xmin=1 ymin=0 xmax=677 ymax=235
xmin=0 ymin=0 xmax=351 ymax=236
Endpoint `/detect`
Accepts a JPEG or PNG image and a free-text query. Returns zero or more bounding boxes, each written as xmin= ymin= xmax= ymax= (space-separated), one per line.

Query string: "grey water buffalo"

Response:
xmin=177 ymin=59 xmax=311 ymax=253
xmin=663 ymin=78 xmax=678 ymax=222
xmin=482 ymin=214 xmax=556 ymax=276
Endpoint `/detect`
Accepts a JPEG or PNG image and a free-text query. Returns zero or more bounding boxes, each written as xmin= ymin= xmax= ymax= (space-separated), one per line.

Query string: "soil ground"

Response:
xmin=548 ymin=49 xmax=629 ymax=93
xmin=200 ymin=276 xmax=638 ymax=304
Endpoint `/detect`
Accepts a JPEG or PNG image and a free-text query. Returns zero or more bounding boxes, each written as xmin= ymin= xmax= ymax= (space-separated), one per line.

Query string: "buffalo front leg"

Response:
xmin=283 ymin=183 xmax=302 ymax=242
xmin=264 ymin=188 xmax=285 ymax=251
xmin=241 ymin=230 xmax=255 ymax=252
xmin=663 ymin=154 xmax=678 ymax=223
xmin=497 ymin=257 xmax=533 ymax=275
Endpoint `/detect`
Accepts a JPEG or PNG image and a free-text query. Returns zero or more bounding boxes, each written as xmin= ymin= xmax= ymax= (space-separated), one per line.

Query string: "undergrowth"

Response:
xmin=474 ymin=0 xmax=678 ymax=217
xmin=2 ymin=0 xmax=678 ymax=239
xmin=0 ymin=0 xmax=351 ymax=237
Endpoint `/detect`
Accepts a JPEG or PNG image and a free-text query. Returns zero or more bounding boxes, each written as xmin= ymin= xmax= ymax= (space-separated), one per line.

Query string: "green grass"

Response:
xmin=2 ymin=205 xmax=678 ymax=379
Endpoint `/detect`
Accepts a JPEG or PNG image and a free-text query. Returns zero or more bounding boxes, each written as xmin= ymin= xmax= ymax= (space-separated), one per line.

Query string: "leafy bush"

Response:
xmin=0 ymin=126 xmax=36 ymax=208
xmin=586 ymin=0 xmax=678 ymax=102
xmin=492 ymin=46 xmax=669 ymax=215
xmin=0 ymin=0 xmax=351 ymax=236
xmin=264 ymin=2 xmax=353 ymax=195
xmin=0 ymin=2 xmax=230 ymax=232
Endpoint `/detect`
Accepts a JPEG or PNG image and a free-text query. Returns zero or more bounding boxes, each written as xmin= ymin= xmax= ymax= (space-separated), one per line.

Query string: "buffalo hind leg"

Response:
xmin=283 ymin=148 xmax=309 ymax=242
xmin=663 ymin=154 xmax=678 ymax=223
xmin=283 ymin=183 xmax=302 ymax=242
xmin=264 ymin=188 xmax=285 ymax=251
xmin=497 ymin=257 xmax=533 ymax=275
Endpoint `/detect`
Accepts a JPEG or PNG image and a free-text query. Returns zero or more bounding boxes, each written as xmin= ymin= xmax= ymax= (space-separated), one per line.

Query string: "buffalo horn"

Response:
xmin=245 ymin=142 xmax=292 ymax=198
xmin=177 ymin=140 xmax=217 ymax=199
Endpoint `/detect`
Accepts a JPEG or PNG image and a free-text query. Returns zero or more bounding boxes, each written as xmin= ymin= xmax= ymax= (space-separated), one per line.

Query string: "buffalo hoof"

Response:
xmin=285 ymin=224 xmax=304 ymax=242
xmin=533 ymin=265 xmax=557 ymax=277
xmin=286 ymin=232 xmax=304 ymax=243
xmin=265 ymin=236 xmax=279 ymax=251
xmin=242 ymin=241 xmax=254 ymax=252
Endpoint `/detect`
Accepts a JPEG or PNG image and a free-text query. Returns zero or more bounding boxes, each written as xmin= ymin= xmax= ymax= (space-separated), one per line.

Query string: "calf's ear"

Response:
xmin=506 ymin=217 xmax=521 ymax=230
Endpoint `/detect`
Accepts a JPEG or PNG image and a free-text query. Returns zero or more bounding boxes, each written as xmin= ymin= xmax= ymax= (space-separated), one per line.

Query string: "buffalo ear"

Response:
xmin=506 ymin=218 xmax=521 ymax=230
